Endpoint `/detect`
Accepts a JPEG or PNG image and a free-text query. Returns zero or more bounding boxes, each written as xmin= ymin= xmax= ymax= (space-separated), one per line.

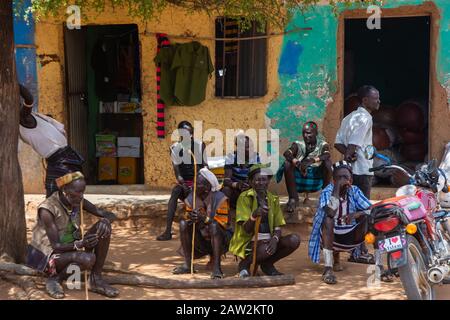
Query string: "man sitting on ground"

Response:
xmin=308 ymin=161 xmax=390 ymax=284
xmin=172 ymin=168 xmax=232 ymax=279
xmin=229 ymin=164 xmax=300 ymax=278
xmin=26 ymin=172 xmax=119 ymax=298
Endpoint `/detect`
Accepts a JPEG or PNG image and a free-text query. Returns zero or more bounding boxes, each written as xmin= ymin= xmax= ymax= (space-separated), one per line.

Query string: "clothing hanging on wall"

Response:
xmin=155 ymin=33 xmax=171 ymax=139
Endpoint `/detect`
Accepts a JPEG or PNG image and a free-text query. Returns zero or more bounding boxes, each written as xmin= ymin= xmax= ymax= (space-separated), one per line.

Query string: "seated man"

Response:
xmin=173 ymin=168 xmax=232 ymax=279
xmin=222 ymin=133 xmax=260 ymax=212
xmin=276 ymin=121 xmax=332 ymax=212
xmin=157 ymin=120 xmax=207 ymax=241
xmin=308 ymin=161 xmax=386 ymax=285
xmin=229 ymin=164 xmax=300 ymax=277
xmin=26 ymin=172 xmax=119 ymax=299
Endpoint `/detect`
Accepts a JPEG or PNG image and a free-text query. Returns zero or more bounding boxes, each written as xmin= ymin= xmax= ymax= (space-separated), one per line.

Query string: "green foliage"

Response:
xmin=23 ymin=0 xmax=378 ymax=30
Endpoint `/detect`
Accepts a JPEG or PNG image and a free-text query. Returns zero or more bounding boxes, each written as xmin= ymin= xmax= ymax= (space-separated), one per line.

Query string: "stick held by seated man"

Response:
xmin=172 ymin=168 xmax=232 ymax=279
xmin=157 ymin=120 xmax=207 ymax=241
xmin=229 ymin=164 xmax=300 ymax=278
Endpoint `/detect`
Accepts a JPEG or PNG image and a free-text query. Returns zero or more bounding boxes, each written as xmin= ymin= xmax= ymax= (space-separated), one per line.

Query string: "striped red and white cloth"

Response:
xmin=156 ymin=34 xmax=171 ymax=139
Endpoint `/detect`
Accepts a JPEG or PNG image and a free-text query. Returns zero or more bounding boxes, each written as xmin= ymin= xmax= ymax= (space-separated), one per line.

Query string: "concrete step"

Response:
xmin=24 ymin=187 xmax=398 ymax=228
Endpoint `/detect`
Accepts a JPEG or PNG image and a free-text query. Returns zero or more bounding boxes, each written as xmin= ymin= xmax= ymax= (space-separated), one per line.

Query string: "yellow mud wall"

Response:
xmin=31 ymin=5 xmax=282 ymax=190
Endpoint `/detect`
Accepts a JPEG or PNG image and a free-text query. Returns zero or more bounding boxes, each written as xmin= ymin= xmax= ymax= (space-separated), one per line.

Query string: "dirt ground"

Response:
xmin=1 ymin=223 xmax=449 ymax=300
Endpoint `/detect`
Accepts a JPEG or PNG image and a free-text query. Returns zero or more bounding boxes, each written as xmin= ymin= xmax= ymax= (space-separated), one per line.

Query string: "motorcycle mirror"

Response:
xmin=427 ymin=159 xmax=437 ymax=172
xmin=364 ymin=145 xmax=376 ymax=160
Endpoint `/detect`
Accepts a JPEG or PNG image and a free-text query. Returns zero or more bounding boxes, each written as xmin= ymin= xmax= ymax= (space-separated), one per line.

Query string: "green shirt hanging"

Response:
xmin=154 ymin=44 xmax=180 ymax=106
xmin=171 ymin=41 xmax=214 ymax=106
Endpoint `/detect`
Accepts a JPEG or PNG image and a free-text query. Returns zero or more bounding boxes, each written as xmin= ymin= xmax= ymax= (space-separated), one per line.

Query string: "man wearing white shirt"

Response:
xmin=18 ymin=84 xmax=116 ymax=222
xmin=334 ymin=85 xmax=380 ymax=265
xmin=334 ymin=85 xmax=380 ymax=199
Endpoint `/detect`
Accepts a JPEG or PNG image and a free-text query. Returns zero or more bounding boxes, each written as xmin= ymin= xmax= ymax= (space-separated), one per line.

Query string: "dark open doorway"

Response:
xmin=64 ymin=24 xmax=144 ymax=185
xmin=344 ymin=16 xmax=430 ymax=186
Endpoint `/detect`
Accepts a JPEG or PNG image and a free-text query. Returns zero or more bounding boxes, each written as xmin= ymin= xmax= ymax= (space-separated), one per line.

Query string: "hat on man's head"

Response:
xmin=56 ymin=171 xmax=84 ymax=189
xmin=248 ymin=163 xmax=273 ymax=180
xmin=332 ymin=160 xmax=352 ymax=173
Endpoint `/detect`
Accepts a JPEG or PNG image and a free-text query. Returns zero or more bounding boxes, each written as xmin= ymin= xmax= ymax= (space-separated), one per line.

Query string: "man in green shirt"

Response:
xmin=229 ymin=164 xmax=301 ymax=277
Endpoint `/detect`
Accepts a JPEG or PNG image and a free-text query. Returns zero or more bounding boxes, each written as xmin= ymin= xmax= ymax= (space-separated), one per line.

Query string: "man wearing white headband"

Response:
xmin=173 ymin=168 xmax=232 ymax=279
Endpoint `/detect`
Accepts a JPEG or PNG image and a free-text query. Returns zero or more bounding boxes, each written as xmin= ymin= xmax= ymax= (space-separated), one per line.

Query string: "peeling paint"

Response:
xmin=267 ymin=0 xmax=450 ymax=160
xmin=37 ymin=54 xmax=60 ymax=67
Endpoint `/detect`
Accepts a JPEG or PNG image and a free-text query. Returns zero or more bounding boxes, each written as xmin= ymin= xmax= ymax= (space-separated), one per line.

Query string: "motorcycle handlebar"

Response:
xmin=369 ymin=165 xmax=386 ymax=172
xmin=369 ymin=165 xmax=413 ymax=179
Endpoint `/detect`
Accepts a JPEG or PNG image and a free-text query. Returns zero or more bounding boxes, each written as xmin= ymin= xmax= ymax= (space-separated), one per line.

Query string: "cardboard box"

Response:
xmin=98 ymin=157 xmax=117 ymax=182
xmin=117 ymin=137 xmax=140 ymax=158
xmin=116 ymin=102 xmax=142 ymax=113
xmin=118 ymin=157 xmax=137 ymax=184
xmin=96 ymin=134 xmax=117 ymax=157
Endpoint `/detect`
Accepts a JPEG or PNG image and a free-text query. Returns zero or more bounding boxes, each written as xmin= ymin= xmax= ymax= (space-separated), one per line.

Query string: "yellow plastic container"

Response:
xmin=118 ymin=157 xmax=137 ymax=184
xmin=98 ymin=157 xmax=117 ymax=182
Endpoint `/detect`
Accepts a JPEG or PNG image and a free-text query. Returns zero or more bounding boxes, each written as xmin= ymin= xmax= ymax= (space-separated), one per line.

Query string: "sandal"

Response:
xmin=285 ymin=198 xmax=297 ymax=213
xmin=172 ymin=265 xmax=196 ymax=274
xmin=322 ymin=269 xmax=337 ymax=285
xmin=46 ymin=278 xmax=65 ymax=299
xmin=89 ymin=275 xmax=119 ymax=298
xmin=260 ymin=263 xmax=284 ymax=276
xmin=380 ymin=270 xmax=394 ymax=283
xmin=348 ymin=252 xmax=375 ymax=265
xmin=210 ymin=270 xmax=224 ymax=279
xmin=156 ymin=231 xmax=173 ymax=241
xmin=239 ymin=269 xmax=250 ymax=278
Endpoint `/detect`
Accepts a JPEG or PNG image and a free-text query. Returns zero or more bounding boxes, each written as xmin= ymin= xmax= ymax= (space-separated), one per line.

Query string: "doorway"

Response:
xmin=64 ymin=24 xmax=144 ymax=185
xmin=344 ymin=16 xmax=431 ymax=186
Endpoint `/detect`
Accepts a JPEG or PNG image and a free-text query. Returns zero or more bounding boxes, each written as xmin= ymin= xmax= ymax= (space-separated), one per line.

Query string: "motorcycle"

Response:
xmin=364 ymin=145 xmax=450 ymax=300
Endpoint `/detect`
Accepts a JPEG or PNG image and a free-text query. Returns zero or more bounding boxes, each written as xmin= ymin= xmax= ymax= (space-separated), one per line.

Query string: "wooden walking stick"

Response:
xmin=188 ymin=149 xmax=198 ymax=275
xmin=80 ymin=199 xmax=89 ymax=300
xmin=250 ymin=192 xmax=265 ymax=276
xmin=250 ymin=216 xmax=261 ymax=276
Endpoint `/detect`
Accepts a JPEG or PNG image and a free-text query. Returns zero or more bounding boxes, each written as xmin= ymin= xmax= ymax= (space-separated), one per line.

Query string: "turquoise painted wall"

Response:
xmin=267 ymin=0 xmax=450 ymax=144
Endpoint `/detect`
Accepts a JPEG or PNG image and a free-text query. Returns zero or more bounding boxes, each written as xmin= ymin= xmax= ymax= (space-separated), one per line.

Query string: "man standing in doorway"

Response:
xmin=334 ymin=85 xmax=380 ymax=264
xmin=334 ymin=85 xmax=380 ymax=198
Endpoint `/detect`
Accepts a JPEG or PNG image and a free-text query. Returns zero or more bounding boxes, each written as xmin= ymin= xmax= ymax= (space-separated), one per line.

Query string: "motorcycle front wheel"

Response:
xmin=398 ymin=235 xmax=435 ymax=300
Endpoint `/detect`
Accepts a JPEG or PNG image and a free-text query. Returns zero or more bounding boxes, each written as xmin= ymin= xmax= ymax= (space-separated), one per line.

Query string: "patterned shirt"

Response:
xmin=224 ymin=152 xmax=260 ymax=182
xmin=292 ymin=140 xmax=329 ymax=168
xmin=308 ymin=184 xmax=371 ymax=263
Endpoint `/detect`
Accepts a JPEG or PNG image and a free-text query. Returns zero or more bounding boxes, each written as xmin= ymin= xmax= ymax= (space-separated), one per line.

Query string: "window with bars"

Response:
xmin=215 ymin=18 xmax=268 ymax=98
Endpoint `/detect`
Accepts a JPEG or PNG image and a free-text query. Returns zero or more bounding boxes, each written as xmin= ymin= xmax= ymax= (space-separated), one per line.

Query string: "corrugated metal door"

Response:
xmin=63 ymin=28 xmax=89 ymax=178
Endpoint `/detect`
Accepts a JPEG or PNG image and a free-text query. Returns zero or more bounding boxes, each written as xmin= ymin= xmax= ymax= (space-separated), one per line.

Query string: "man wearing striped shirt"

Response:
xmin=308 ymin=161 xmax=372 ymax=284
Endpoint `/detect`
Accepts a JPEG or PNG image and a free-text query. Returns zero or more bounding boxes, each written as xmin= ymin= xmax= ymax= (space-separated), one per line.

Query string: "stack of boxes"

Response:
xmin=96 ymin=134 xmax=141 ymax=184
